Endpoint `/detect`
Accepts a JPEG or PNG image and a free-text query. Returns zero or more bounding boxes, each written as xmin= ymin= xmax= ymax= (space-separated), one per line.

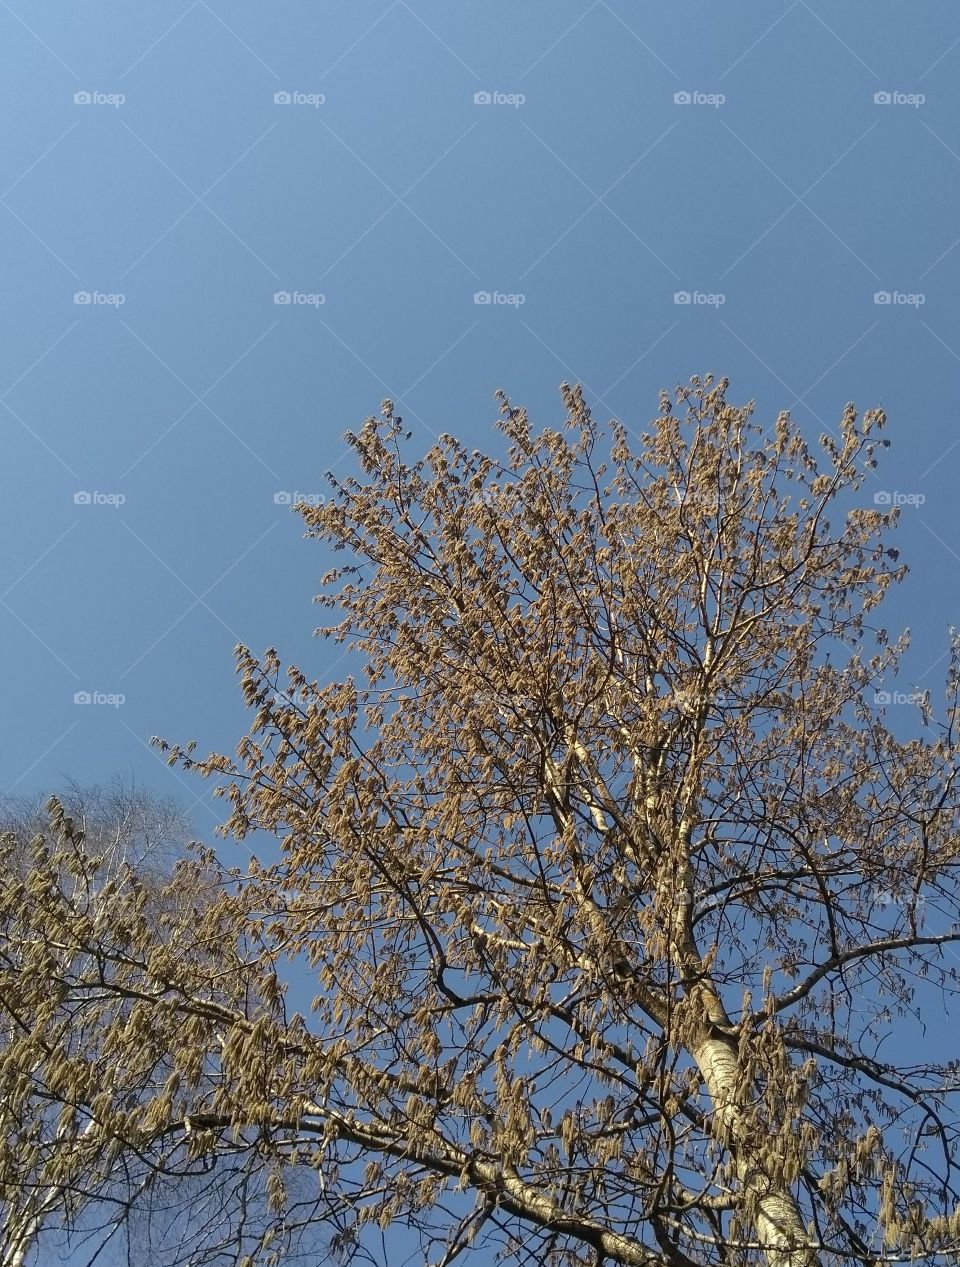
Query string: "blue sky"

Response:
xmin=3 ymin=2 xmax=959 ymax=842
xmin=3 ymin=3 xmax=960 ymax=1261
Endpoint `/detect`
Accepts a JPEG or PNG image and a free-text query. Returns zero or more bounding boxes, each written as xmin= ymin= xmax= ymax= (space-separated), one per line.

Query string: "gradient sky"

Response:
xmin=3 ymin=3 xmax=959 ymax=1263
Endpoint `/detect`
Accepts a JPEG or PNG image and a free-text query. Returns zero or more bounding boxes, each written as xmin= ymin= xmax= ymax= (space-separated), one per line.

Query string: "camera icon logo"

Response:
xmin=274 ymin=91 xmax=292 ymax=104
xmin=73 ymin=91 xmax=92 ymax=105
xmin=274 ymin=291 xmax=291 ymax=304
xmin=74 ymin=691 xmax=92 ymax=704
xmin=473 ymin=91 xmax=492 ymax=104
xmin=873 ymin=91 xmax=891 ymax=105
xmin=473 ymin=291 xmax=492 ymax=304
xmin=673 ymin=91 xmax=692 ymax=104
xmin=873 ymin=491 xmax=892 ymax=505
xmin=673 ymin=291 xmax=691 ymax=304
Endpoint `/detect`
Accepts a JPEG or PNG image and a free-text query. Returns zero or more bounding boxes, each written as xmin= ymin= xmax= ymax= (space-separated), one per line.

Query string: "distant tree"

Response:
xmin=3 ymin=378 xmax=960 ymax=1267
xmin=0 ymin=776 xmax=200 ymax=1266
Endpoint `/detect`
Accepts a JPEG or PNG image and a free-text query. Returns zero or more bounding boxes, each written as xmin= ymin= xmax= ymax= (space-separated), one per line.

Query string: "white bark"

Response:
xmin=0 ymin=1109 xmax=98 ymax=1267
xmin=694 ymin=1035 xmax=818 ymax=1267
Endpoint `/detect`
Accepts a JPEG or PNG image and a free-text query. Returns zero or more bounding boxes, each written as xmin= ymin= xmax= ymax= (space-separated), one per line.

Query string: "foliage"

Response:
xmin=4 ymin=379 xmax=960 ymax=1267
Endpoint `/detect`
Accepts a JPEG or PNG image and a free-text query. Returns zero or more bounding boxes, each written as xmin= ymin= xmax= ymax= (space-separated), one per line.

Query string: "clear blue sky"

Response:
xmin=3 ymin=3 xmax=959 ymax=1262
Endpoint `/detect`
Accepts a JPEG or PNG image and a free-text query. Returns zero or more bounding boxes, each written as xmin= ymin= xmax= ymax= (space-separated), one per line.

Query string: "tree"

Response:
xmin=3 ymin=376 xmax=960 ymax=1267
xmin=0 ymin=777 xmax=197 ymax=1266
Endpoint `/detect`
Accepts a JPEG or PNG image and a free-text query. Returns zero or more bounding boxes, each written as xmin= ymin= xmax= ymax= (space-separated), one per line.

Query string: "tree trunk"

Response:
xmin=693 ymin=1034 xmax=818 ymax=1267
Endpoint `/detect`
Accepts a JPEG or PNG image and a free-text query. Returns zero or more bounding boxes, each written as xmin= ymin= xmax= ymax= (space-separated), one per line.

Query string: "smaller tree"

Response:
xmin=0 ymin=777 xmax=197 ymax=1266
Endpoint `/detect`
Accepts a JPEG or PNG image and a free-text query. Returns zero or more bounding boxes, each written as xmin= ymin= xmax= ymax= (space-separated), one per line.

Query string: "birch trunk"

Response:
xmin=693 ymin=1033 xmax=818 ymax=1267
